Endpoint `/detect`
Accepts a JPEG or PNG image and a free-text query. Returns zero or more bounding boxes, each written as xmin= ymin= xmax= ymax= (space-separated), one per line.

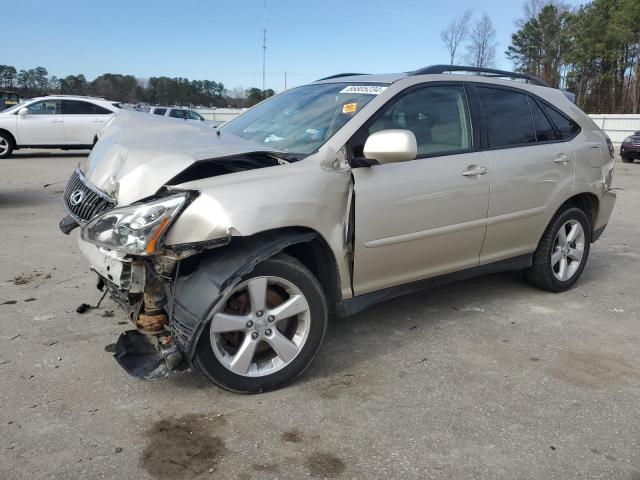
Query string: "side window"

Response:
xmin=478 ymin=87 xmax=535 ymax=148
xmin=540 ymin=103 xmax=580 ymax=140
xmin=528 ymin=97 xmax=557 ymax=142
xmin=27 ymin=100 xmax=61 ymax=115
xmin=169 ymin=109 xmax=186 ymax=119
xmin=153 ymin=108 xmax=166 ymax=116
xmin=62 ymin=100 xmax=112 ymax=115
xmin=368 ymin=85 xmax=472 ymax=157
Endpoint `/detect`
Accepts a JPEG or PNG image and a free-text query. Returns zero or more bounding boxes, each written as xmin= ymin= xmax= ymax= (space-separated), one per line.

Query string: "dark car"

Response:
xmin=620 ymin=131 xmax=640 ymax=163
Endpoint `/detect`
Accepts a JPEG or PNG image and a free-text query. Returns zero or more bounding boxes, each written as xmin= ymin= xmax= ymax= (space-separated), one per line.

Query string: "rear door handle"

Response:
xmin=554 ymin=153 xmax=570 ymax=164
xmin=462 ymin=166 xmax=487 ymax=177
xmin=93 ymin=119 xmax=104 ymax=123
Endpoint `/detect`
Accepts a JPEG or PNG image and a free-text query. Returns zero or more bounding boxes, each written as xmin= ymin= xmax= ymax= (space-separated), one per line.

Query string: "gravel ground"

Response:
xmin=1 ymin=150 xmax=639 ymax=480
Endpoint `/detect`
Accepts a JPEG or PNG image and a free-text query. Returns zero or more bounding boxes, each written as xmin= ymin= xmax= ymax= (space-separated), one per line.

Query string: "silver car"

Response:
xmin=60 ymin=65 xmax=617 ymax=392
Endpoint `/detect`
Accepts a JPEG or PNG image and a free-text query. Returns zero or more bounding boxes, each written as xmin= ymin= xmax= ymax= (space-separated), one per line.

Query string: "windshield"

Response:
xmin=185 ymin=110 xmax=204 ymax=120
xmin=2 ymin=103 xmax=24 ymax=114
xmin=221 ymin=83 xmax=387 ymax=155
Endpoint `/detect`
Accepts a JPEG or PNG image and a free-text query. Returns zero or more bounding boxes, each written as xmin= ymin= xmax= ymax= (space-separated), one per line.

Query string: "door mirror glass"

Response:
xmin=363 ymin=129 xmax=417 ymax=164
xmin=18 ymin=107 xmax=28 ymax=116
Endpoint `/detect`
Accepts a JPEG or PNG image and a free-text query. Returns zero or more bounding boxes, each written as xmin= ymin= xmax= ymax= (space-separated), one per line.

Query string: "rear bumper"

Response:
xmin=593 ymin=188 xmax=616 ymax=240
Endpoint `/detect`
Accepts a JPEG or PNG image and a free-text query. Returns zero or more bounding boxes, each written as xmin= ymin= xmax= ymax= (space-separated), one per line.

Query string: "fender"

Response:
xmin=167 ymin=229 xmax=318 ymax=362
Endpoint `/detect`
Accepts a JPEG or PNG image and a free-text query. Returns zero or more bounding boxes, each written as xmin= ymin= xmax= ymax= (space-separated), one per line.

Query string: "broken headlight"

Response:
xmin=81 ymin=194 xmax=187 ymax=255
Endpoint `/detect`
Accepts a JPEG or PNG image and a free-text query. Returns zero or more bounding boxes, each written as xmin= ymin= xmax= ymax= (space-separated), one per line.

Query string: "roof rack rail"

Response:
xmin=315 ymin=73 xmax=369 ymax=81
xmin=411 ymin=65 xmax=550 ymax=88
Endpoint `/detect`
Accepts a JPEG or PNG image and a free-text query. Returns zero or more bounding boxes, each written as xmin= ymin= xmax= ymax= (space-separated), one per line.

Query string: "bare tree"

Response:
xmin=465 ymin=14 xmax=498 ymax=68
xmin=440 ymin=10 xmax=473 ymax=65
xmin=517 ymin=0 xmax=570 ymax=27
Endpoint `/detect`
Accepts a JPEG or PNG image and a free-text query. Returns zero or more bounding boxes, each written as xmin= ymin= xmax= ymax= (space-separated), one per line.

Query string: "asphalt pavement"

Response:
xmin=1 ymin=150 xmax=639 ymax=479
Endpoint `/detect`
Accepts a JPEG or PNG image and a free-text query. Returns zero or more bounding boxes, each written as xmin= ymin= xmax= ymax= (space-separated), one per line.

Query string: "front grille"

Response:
xmin=63 ymin=168 xmax=115 ymax=223
xmin=631 ymin=136 xmax=640 ymax=147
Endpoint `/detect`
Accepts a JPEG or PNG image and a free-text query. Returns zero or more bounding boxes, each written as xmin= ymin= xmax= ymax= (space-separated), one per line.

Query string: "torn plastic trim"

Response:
xmin=167 ymin=229 xmax=319 ymax=363
xmin=114 ymin=330 xmax=184 ymax=380
xmin=59 ymin=214 xmax=80 ymax=235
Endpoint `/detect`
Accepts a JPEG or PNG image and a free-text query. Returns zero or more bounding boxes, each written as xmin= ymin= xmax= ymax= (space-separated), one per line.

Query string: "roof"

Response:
xmin=313 ymin=65 xmax=551 ymax=88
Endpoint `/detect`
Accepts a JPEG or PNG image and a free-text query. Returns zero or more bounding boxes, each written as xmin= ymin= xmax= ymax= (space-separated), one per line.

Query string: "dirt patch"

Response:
xmin=13 ymin=271 xmax=51 ymax=285
xmin=252 ymin=462 xmax=280 ymax=473
xmin=549 ymin=350 xmax=640 ymax=388
xmin=320 ymin=378 xmax=353 ymax=400
xmin=281 ymin=429 xmax=304 ymax=443
xmin=305 ymin=452 xmax=346 ymax=478
xmin=140 ymin=414 xmax=227 ymax=479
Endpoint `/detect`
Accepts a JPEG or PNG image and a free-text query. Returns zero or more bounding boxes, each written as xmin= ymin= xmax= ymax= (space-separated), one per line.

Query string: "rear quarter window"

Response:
xmin=540 ymin=103 xmax=581 ymax=140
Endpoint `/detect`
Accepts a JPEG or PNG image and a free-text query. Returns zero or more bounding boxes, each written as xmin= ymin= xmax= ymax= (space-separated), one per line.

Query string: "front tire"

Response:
xmin=0 ymin=132 xmax=14 ymax=159
xmin=621 ymin=154 xmax=634 ymax=163
xmin=525 ymin=207 xmax=591 ymax=292
xmin=194 ymin=253 xmax=328 ymax=393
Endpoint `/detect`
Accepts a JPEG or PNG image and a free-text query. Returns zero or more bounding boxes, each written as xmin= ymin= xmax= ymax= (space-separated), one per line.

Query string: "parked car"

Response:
xmin=0 ymin=95 xmax=120 ymax=158
xmin=148 ymin=106 xmax=221 ymax=126
xmin=60 ymin=65 xmax=616 ymax=393
xmin=620 ymin=131 xmax=640 ymax=163
xmin=0 ymin=90 xmax=20 ymax=111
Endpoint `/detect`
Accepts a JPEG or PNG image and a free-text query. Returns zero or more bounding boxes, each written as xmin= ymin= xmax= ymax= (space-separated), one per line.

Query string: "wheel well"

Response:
xmin=559 ymin=193 xmax=599 ymax=231
xmin=175 ymin=227 xmax=344 ymax=313
xmin=0 ymin=129 xmax=16 ymax=147
xmin=281 ymin=234 xmax=343 ymax=314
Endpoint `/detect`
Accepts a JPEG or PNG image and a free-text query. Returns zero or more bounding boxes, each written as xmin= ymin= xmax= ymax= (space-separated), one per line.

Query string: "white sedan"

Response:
xmin=0 ymin=95 xmax=120 ymax=158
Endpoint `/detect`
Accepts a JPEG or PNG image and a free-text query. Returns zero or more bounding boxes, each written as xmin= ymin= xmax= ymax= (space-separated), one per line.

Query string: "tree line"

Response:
xmin=0 ymin=66 xmax=274 ymax=108
xmin=441 ymin=0 xmax=640 ymax=113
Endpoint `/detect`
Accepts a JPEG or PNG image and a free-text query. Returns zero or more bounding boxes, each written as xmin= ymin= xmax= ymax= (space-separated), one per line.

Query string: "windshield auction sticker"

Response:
xmin=342 ymin=102 xmax=357 ymax=113
xmin=339 ymin=85 xmax=387 ymax=95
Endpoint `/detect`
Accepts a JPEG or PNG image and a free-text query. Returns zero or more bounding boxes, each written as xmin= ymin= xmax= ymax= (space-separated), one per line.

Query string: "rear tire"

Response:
xmin=524 ymin=207 xmax=591 ymax=292
xmin=194 ymin=253 xmax=328 ymax=393
xmin=0 ymin=132 xmax=14 ymax=159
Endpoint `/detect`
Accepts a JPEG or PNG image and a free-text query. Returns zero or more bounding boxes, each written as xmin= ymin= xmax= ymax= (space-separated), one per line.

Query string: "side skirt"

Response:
xmin=337 ymin=254 xmax=532 ymax=317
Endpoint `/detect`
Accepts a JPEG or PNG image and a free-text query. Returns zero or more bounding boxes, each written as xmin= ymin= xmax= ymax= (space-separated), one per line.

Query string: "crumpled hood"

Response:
xmin=81 ymin=110 xmax=277 ymax=206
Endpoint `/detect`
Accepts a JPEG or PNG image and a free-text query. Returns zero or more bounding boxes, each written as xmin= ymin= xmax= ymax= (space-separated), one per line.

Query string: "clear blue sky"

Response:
xmin=3 ymin=0 xmax=582 ymax=92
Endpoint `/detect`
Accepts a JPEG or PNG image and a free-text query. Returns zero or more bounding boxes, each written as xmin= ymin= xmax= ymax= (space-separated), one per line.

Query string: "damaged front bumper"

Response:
xmin=76 ymin=234 xmax=186 ymax=380
xmin=73 ymin=228 xmax=319 ymax=382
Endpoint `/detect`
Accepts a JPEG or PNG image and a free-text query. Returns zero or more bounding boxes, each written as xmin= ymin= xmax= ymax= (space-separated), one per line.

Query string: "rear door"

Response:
xmin=475 ymin=86 xmax=575 ymax=264
xmin=351 ymin=84 xmax=490 ymax=294
xmin=15 ymin=99 xmax=65 ymax=145
xmin=61 ymin=100 xmax=114 ymax=145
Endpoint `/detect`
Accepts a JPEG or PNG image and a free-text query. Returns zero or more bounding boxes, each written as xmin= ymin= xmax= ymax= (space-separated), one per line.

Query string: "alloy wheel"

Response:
xmin=0 ymin=137 xmax=9 ymax=156
xmin=551 ymin=219 xmax=585 ymax=281
xmin=209 ymin=276 xmax=311 ymax=377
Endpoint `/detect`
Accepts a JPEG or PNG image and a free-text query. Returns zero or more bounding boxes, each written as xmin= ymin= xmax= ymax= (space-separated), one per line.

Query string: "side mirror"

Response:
xmin=18 ymin=107 xmax=28 ymax=116
xmin=363 ymin=129 xmax=417 ymax=164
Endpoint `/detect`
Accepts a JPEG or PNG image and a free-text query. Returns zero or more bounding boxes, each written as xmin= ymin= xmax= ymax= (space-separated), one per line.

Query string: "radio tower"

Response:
xmin=262 ymin=0 xmax=267 ymax=92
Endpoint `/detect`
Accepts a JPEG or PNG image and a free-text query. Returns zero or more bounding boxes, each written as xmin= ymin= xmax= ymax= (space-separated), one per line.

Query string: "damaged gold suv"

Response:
xmin=60 ymin=65 xmax=617 ymax=392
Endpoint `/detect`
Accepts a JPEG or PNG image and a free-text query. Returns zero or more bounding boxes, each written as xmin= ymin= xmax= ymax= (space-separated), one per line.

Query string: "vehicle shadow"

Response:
xmin=10 ymin=151 xmax=88 ymax=159
xmin=165 ymin=269 xmax=534 ymax=392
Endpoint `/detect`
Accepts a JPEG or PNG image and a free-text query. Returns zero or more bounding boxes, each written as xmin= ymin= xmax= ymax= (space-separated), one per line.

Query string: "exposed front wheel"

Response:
xmin=0 ymin=133 xmax=14 ymax=159
xmin=194 ymin=253 xmax=327 ymax=393
xmin=525 ymin=207 xmax=591 ymax=292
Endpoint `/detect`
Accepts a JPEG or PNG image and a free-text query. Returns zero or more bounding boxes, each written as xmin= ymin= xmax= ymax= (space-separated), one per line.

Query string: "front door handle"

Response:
xmin=52 ymin=119 xmax=63 ymax=123
xmin=462 ymin=166 xmax=487 ymax=177
xmin=554 ymin=153 xmax=570 ymax=164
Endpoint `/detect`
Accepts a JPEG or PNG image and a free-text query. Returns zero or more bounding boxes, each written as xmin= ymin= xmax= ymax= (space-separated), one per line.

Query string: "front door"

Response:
xmin=16 ymin=99 xmax=65 ymax=145
xmin=350 ymin=84 xmax=490 ymax=295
